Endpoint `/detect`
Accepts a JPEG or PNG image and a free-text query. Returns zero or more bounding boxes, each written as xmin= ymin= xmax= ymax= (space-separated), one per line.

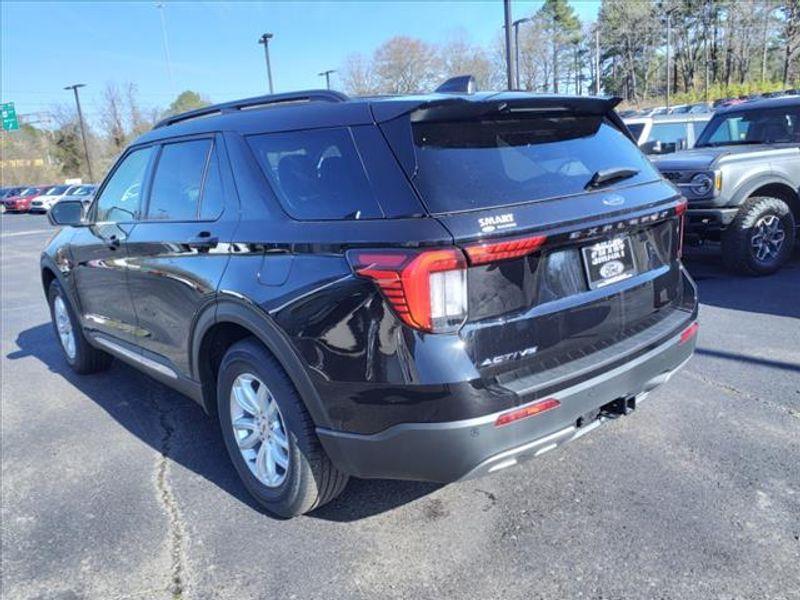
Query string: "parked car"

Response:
xmin=0 ymin=186 xmax=26 ymax=200
xmin=2 ymin=186 xmax=46 ymax=213
xmin=29 ymin=184 xmax=79 ymax=213
xmin=58 ymin=184 xmax=97 ymax=209
xmin=42 ymin=86 xmax=698 ymax=517
xmin=652 ymin=95 xmax=799 ymax=275
xmin=624 ymin=114 xmax=712 ymax=155
xmin=687 ymin=102 xmax=713 ymax=114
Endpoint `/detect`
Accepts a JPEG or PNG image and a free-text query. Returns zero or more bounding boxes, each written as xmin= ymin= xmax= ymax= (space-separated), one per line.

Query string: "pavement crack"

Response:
xmin=148 ymin=387 xmax=189 ymax=599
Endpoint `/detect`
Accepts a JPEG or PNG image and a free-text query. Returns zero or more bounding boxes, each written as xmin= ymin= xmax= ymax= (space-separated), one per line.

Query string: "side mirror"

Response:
xmin=642 ymin=140 xmax=662 ymax=154
xmin=48 ymin=200 xmax=86 ymax=227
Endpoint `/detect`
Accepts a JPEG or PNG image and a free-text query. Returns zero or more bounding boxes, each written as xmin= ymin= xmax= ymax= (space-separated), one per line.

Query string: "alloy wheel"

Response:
xmin=750 ymin=214 xmax=786 ymax=263
xmin=54 ymin=296 xmax=76 ymax=360
xmin=229 ymin=373 xmax=290 ymax=488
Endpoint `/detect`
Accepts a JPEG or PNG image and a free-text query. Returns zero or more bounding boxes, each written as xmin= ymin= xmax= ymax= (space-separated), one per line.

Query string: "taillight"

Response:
xmin=676 ymin=199 xmax=687 ymax=257
xmin=464 ymin=234 xmax=547 ymax=266
xmin=348 ymin=248 xmax=468 ymax=333
xmin=495 ymin=397 xmax=561 ymax=427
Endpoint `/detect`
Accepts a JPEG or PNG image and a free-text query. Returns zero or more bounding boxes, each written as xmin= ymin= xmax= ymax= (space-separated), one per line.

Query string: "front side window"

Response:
xmin=95 ymin=147 xmax=154 ymax=222
xmin=247 ymin=127 xmax=382 ymax=220
xmin=697 ymin=106 xmax=800 ymax=147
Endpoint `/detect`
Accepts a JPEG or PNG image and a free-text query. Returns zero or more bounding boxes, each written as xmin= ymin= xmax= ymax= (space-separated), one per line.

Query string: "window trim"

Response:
xmin=141 ymin=133 xmax=223 ymax=224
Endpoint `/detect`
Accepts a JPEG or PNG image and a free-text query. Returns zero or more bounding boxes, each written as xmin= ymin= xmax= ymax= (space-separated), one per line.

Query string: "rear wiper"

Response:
xmin=585 ymin=167 xmax=639 ymax=190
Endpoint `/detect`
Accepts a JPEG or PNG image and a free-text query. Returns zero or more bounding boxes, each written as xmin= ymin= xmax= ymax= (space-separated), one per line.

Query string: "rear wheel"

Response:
xmin=217 ymin=338 xmax=348 ymax=517
xmin=47 ymin=279 xmax=113 ymax=374
xmin=722 ymin=197 xmax=795 ymax=276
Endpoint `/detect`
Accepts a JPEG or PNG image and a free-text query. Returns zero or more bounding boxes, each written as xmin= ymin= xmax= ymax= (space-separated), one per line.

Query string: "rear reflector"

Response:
xmin=465 ymin=234 xmax=547 ymax=266
xmin=495 ymin=398 xmax=561 ymax=427
xmin=679 ymin=322 xmax=699 ymax=345
xmin=675 ymin=199 xmax=688 ymax=216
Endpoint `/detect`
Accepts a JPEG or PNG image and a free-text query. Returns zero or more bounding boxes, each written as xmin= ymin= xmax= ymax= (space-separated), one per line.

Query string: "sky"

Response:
xmin=1 ymin=1 xmax=601 ymax=128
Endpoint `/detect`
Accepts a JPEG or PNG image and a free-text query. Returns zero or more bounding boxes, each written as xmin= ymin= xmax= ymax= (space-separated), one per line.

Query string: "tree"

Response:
xmin=536 ymin=0 xmax=581 ymax=93
xmin=372 ymin=36 xmax=441 ymax=94
xmin=164 ymin=90 xmax=210 ymax=116
xmin=439 ymin=31 xmax=494 ymax=90
xmin=781 ymin=0 xmax=800 ymax=85
xmin=99 ymin=82 xmax=128 ymax=153
xmin=340 ymin=53 xmax=379 ymax=95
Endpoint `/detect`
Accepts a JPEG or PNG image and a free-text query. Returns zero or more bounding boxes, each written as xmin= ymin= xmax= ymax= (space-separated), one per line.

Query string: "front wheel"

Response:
xmin=722 ymin=197 xmax=796 ymax=276
xmin=217 ymin=338 xmax=348 ymax=517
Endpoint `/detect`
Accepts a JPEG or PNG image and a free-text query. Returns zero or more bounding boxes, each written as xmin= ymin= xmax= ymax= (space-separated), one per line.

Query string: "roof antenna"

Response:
xmin=435 ymin=75 xmax=476 ymax=95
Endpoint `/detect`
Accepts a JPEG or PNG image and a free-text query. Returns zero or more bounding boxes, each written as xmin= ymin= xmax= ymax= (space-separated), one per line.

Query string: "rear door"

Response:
xmin=382 ymin=105 xmax=689 ymax=376
xmin=124 ymin=134 xmax=238 ymax=377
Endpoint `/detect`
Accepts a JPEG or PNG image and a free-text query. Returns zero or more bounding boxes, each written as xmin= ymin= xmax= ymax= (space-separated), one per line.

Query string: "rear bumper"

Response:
xmin=318 ymin=317 xmax=697 ymax=483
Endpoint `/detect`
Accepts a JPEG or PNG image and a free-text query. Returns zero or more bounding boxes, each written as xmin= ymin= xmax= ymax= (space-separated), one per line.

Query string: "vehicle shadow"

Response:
xmin=683 ymin=246 xmax=800 ymax=319
xmin=7 ymin=323 xmax=439 ymax=522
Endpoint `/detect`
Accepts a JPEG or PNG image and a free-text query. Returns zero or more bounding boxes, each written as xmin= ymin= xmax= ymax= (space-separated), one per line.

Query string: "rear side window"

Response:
xmin=247 ymin=128 xmax=382 ymax=220
xmin=409 ymin=116 xmax=658 ymax=213
xmin=145 ymin=139 xmax=225 ymax=221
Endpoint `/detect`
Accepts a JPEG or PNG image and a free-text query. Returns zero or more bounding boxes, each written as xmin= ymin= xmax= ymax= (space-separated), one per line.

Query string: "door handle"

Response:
xmin=186 ymin=232 xmax=218 ymax=250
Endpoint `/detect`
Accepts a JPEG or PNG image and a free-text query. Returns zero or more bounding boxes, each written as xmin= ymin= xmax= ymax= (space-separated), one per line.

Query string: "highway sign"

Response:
xmin=1 ymin=102 xmax=19 ymax=131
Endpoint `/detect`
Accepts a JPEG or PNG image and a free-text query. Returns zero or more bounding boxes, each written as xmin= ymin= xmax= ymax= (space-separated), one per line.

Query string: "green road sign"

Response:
xmin=1 ymin=102 xmax=19 ymax=131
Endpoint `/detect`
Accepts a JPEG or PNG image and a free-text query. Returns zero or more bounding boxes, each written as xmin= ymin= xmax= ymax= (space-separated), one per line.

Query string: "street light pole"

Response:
xmin=155 ymin=2 xmax=176 ymax=96
xmin=318 ymin=70 xmax=335 ymax=90
xmin=503 ymin=0 xmax=516 ymax=90
xmin=595 ymin=26 xmax=601 ymax=96
xmin=512 ymin=18 xmax=530 ymax=90
xmin=258 ymin=33 xmax=275 ymax=94
xmin=64 ymin=84 xmax=94 ymax=182
xmin=666 ymin=13 xmax=672 ymax=110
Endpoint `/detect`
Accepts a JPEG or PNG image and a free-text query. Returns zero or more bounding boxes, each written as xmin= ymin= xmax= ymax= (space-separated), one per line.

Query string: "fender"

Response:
xmin=729 ymin=172 xmax=799 ymax=207
xmin=191 ymin=296 xmax=331 ymax=428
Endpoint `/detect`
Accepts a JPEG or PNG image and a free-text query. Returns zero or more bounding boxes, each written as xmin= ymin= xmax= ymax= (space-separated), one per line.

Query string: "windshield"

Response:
xmin=44 ymin=185 xmax=69 ymax=195
xmin=20 ymin=188 xmax=40 ymax=197
xmin=72 ymin=185 xmax=94 ymax=196
xmin=410 ymin=115 xmax=658 ymax=213
xmin=696 ymin=105 xmax=800 ymax=147
xmin=626 ymin=122 xmax=646 ymax=140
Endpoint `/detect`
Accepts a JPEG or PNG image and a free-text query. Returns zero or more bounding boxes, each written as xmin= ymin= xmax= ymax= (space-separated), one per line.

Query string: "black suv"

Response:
xmin=42 ymin=88 xmax=698 ymax=517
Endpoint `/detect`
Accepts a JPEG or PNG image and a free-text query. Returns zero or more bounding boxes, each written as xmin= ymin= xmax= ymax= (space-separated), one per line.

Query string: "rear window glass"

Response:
xmin=410 ymin=116 xmax=658 ymax=213
xmin=626 ymin=123 xmax=645 ymax=140
xmin=247 ymin=128 xmax=382 ymax=220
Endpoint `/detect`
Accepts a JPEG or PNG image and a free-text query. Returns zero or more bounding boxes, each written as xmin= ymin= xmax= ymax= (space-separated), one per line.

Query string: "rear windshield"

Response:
xmin=248 ymin=127 xmax=382 ymax=220
xmin=410 ymin=115 xmax=658 ymax=213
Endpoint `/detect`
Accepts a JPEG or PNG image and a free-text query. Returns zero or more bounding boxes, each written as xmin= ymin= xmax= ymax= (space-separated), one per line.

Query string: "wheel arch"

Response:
xmin=191 ymin=298 xmax=330 ymax=428
xmin=732 ymin=176 xmax=800 ymax=224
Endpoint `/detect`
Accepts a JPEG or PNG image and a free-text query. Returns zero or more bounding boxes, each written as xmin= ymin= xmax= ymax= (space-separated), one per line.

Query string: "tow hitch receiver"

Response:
xmin=601 ymin=396 xmax=637 ymax=418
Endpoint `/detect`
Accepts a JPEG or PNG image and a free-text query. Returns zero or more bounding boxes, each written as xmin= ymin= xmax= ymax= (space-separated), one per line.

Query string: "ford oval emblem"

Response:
xmin=602 ymin=194 xmax=625 ymax=207
xmin=599 ymin=260 xmax=625 ymax=279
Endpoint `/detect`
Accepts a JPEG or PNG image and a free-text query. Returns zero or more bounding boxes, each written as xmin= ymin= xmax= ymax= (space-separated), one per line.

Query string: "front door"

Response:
xmin=71 ymin=146 xmax=155 ymax=346
xmin=124 ymin=135 xmax=239 ymax=377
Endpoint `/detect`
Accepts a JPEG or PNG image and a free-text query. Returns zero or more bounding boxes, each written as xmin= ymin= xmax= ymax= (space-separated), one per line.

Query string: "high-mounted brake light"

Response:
xmin=348 ymin=248 xmax=468 ymax=333
xmin=495 ymin=398 xmax=561 ymax=427
xmin=464 ymin=234 xmax=547 ymax=266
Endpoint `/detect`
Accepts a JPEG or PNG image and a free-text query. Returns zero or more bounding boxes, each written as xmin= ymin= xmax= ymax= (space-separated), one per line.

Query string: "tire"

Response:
xmin=217 ymin=337 xmax=348 ymax=518
xmin=47 ymin=279 xmax=113 ymax=374
xmin=721 ymin=196 xmax=796 ymax=276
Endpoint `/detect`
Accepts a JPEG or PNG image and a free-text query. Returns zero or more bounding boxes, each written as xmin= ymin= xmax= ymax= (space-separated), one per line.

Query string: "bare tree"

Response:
xmin=372 ymin=36 xmax=441 ymax=94
xmin=339 ymin=53 xmax=379 ymax=96
xmin=100 ymin=82 xmax=128 ymax=153
xmin=439 ymin=30 xmax=493 ymax=90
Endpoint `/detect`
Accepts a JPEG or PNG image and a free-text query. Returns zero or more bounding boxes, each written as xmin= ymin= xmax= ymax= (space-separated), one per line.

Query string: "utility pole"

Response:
xmin=666 ymin=13 xmax=672 ymax=110
xmin=503 ymin=0 xmax=516 ymax=90
xmin=595 ymin=26 xmax=601 ymax=96
xmin=259 ymin=33 xmax=275 ymax=94
xmin=512 ymin=18 xmax=530 ymax=90
xmin=318 ymin=70 xmax=335 ymax=90
xmin=64 ymin=84 xmax=94 ymax=182
xmin=155 ymin=2 xmax=176 ymax=96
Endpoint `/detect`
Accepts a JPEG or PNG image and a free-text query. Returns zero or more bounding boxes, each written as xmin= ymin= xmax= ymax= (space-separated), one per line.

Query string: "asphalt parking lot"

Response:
xmin=2 ymin=212 xmax=799 ymax=600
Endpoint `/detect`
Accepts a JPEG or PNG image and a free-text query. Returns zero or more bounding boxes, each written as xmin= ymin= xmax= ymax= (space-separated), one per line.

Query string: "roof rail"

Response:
xmin=153 ymin=89 xmax=349 ymax=129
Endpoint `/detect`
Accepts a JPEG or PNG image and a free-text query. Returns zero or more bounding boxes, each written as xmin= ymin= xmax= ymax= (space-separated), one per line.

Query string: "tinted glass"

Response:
xmin=248 ymin=128 xmax=382 ymax=220
xmin=95 ymin=147 xmax=154 ymax=221
xmin=410 ymin=116 xmax=658 ymax=213
xmin=697 ymin=106 xmax=800 ymax=146
xmin=147 ymin=139 xmax=211 ymax=221
xmin=45 ymin=185 xmax=69 ymax=195
xmin=626 ymin=123 xmax=645 ymax=140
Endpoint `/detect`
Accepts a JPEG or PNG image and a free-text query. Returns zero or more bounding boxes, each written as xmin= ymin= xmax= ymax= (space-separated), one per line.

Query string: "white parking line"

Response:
xmin=0 ymin=229 xmax=52 ymax=238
